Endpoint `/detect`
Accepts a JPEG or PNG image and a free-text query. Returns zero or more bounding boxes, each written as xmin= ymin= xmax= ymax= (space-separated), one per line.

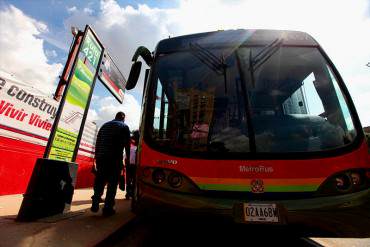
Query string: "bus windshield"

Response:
xmin=146 ymin=44 xmax=357 ymax=155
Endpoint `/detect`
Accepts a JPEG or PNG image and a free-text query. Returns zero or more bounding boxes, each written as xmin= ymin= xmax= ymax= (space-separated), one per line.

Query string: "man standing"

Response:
xmin=91 ymin=112 xmax=130 ymax=216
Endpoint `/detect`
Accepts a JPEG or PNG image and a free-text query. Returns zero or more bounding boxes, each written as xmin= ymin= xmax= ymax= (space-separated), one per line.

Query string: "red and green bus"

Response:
xmin=127 ymin=29 xmax=370 ymax=224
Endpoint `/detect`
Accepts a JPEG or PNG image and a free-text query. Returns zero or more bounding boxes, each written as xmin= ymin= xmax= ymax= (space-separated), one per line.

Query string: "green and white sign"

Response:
xmin=47 ymin=27 xmax=103 ymax=162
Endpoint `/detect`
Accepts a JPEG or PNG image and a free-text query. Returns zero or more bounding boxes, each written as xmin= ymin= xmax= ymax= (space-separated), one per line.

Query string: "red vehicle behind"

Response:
xmin=127 ymin=29 xmax=370 ymax=225
xmin=0 ymin=71 xmax=97 ymax=195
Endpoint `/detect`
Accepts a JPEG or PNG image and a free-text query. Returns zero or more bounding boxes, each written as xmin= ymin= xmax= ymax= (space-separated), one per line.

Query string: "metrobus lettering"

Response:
xmin=6 ymin=85 xmax=57 ymax=119
xmin=239 ymin=165 xmax=273 ymax=173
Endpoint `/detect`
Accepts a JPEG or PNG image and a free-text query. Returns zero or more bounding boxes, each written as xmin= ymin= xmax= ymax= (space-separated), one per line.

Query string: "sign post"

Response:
xmin=17 ymin=25 xmax=105 ymax=221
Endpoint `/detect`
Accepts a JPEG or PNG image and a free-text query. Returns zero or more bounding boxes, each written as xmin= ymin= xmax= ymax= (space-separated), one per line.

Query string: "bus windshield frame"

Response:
xmin=143 ymin=41 xmax=363 ymax=160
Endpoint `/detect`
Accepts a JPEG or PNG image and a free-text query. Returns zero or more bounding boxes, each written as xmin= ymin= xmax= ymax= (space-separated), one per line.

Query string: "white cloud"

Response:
xmin=63 ymin=0 xmax=176 ymax=128
xmin=83 ymin=7 xmax=94 ymax=15
xmin=90 ymin=94 xmax=141 ymax=130
xmin=45 ymin=49 xmax=58 ymax=59
xmin=87 ymin=108 xmax=99 ymax=122
xmin=91 ymin=95 xmax=101 ymax=101
xmin=65 ymin=0 xmax=370 ymax=126
xmin=64 ymin=0 xmax=173 ymax=89
xmin=67 ymin=6 xmax=77 ymax=13
xmin=0 ymin=5 xmax=63 ymax=95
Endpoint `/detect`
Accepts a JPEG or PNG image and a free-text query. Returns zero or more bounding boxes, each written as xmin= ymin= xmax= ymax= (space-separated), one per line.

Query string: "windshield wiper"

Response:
xmin=235 ymin=50 xmax=256 ymax=152
xmin=247 ymin=38 xmax=283 ymax=88
xmin=233 ymin=38 xmax=284 ymax=151
xmin=250 ymin=38 xmax=284 ymax=71
xmin=189 ymin=42 xmax=228 ymax=93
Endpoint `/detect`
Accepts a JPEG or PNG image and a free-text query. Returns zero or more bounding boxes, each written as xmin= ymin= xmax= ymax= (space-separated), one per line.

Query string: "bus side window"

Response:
xmin=153 ymin=79 xmax=169 ymax=140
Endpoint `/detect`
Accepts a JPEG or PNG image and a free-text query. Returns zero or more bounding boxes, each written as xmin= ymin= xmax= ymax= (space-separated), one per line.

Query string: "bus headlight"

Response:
xmin=350 ymin=172 xmax=362 ymax=186
xmin=152 ymin=169 xmax=166 ymax=184
xmin=335 ymin=174 xmax=351 ymax=191
xmin=138 ymin=167 xmax=200 ymax=194
xmin=168 ymin=173 xmax=183 ymax=188
xmin=317 ymin=169 xmax=370 ymax=196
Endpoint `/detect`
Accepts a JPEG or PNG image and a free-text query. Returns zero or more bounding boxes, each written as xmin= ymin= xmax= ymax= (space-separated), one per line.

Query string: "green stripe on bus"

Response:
xmin=198 ymin=184 xmax=250 ymax=191
xmin=265 ymin=185 xmax=319 ymax=192
xmin=198 ymin=184 xmax=319 ymax=192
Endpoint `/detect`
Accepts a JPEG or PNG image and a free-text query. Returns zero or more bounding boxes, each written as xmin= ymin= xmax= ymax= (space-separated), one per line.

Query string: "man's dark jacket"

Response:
xmin=95 ymin=120 xmax=130 ymax=168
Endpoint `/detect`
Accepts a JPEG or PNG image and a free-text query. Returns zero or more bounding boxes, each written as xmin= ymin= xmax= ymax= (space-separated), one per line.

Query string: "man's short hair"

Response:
xmin=115 ymin=111 xmax=125 ymax=121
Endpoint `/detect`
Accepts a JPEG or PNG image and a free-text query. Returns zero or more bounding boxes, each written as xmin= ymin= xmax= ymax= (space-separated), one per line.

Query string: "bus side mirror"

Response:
xmin=126 ymin=61 xmax=142 ymax=90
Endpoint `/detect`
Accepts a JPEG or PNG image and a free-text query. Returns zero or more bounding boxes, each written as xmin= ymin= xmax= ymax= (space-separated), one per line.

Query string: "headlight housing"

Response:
xmin=317 ymin=169 xmax=370 ymax=196
xmin=137 ymin=167 xmax=200 ymax=194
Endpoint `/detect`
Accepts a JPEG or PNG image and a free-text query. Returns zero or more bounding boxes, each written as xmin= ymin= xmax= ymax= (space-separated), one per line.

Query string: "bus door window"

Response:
xmin=330 ymin=67 xmax=355 ymax=135
xmin=312 ymin=64 xmax=356 ymax=145
xmin=153 ymin=79 xmax=169 ymax=141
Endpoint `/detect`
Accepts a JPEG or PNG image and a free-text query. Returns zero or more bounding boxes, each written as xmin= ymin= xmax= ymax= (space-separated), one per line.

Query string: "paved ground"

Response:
xmin=98 ymin=215 xmax=321 ymax=247
xmin=1 ymin=189 xmax=369 ymax=247
xmin=98 ymin=211 xmax=370 ymax=247
xmin=0 ymin=188 xmax=135 ymax=247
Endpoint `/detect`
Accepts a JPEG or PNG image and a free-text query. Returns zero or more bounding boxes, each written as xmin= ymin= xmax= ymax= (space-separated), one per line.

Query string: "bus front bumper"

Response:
xmin=137 ymin=183 xmax=370 ymax=228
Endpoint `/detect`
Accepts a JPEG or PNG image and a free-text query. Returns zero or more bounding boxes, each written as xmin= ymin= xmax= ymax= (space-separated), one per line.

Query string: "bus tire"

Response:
xmin=131 ymin=182 xmax=142 ymax=215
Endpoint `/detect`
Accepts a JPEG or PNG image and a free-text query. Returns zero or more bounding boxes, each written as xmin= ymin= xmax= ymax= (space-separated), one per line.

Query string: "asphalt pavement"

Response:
xmin=98 ymin=203 xmax=370 ymax=247
xmin=98 ymin=215 xmax=324 ymax=247
xmin=1 ymin=188 xmax=369 ymax=247
xmin=0 ymin=188 xmax=135 ymax=247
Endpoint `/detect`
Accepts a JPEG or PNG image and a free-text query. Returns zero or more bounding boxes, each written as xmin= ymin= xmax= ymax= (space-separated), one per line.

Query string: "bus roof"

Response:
xmin=156 ymin=29 xmax=318 ymax=53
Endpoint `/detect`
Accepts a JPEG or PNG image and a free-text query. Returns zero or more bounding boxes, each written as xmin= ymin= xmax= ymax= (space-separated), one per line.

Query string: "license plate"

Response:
xmin=243 ymin=203 xmax=279 ymax=223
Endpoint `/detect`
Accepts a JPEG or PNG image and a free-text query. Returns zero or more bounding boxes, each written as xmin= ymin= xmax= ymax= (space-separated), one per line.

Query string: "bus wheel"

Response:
xmin=131 ymin=182 xmax=141 ymax=214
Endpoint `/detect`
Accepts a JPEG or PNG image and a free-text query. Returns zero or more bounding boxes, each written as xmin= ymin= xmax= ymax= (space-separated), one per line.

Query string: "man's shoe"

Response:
xmin=91 ymin=202 xmax=99 ymax=213
xmin=102 ymin=208 xmax=116 ymax=217
xmin=91 ymin=196 xmax=104 ymax=203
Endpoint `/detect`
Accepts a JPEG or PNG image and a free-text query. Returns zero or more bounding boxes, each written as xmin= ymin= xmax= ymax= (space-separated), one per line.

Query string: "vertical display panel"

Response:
xmin=47 ymin=27 xmax=103 ymax=162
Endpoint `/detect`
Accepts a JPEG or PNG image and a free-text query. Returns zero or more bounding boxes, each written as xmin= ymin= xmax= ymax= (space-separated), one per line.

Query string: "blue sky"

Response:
xmin=0 ymin=0 xmax=179 ymax=85
xmin=0 ymin=0 xmax=181 ymax=128
xmin=1 ymin=0 xmax=369 ymax=129
xmin=1 ymin=0 xmax=179 ymax=62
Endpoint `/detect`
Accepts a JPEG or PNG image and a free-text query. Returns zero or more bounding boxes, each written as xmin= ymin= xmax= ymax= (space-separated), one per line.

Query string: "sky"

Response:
xmin=0 ymin=0 xmax=369 ymax=130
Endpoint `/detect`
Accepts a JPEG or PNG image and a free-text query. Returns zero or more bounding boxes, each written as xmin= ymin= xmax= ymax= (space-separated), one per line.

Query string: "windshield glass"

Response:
xmin=145 ymin=46 xmax=357 ymax=154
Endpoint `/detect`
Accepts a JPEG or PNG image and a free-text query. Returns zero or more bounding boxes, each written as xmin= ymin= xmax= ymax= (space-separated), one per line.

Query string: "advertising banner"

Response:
xmin=47 ymin=27 xmax=103 ymax=162
xmin=98 ymin=52 xmax=126 ymax=103
xmin=0 ymin=71 xmax=97 ymax=156
xmin=0 ymin=73 xmax=57 ymax=145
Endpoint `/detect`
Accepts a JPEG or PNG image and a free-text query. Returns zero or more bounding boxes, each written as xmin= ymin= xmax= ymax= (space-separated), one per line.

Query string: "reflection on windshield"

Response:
xmin=147 ymin=46 xmax=357 ymax=154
